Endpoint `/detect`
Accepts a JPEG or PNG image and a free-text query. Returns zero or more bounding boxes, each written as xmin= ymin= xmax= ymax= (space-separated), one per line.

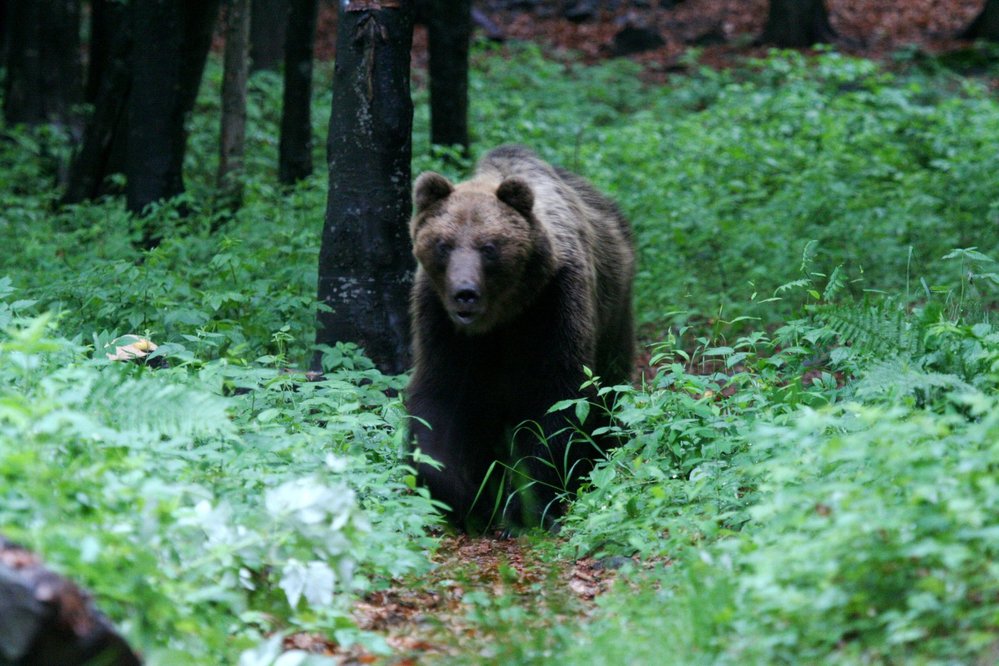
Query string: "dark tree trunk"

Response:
xmin=219 ymin=0 xmax=251 ymax=203
xmin=127 ymin=0 xmax=219 ymax=241
xmin=85 ymin=0 xmax=120 ymax=105
xmin=65 ymin=1 xmax=219 ymax=215
xmin=278 ymin=0 xmax=319 ymax=184
xmin=2 ymin=0 xmax=82 ymax=128
xmin=314 ymin=1 xmax=414 ymax=374
xmin=250 ymin=0 xmax=288 ymax=71
xmin=760 ymin=0 xmax=834 ymax=48
xmin=962 ymin=0 xmax=999 ymax=41
xmin=426 ymin=0 xmax=471 ymax=154
xmin=0 ymin=0 xmax=8 ymax=66
xmin=63 ymin=2 xmax=131 ymax=204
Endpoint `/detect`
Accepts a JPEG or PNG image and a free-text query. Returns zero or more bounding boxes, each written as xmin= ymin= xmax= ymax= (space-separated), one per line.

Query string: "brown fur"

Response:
xmin=406 ymin=145 xmax=634 ymax=530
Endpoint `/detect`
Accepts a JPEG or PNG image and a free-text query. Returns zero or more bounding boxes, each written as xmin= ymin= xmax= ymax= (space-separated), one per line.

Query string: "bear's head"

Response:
xmin=410 ymin=172 xmax=555 ymax=334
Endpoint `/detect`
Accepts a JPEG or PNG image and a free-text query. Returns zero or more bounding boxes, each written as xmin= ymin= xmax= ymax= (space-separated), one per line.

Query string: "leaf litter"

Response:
xmin=285 ymin=534 xmax=632 ymax=663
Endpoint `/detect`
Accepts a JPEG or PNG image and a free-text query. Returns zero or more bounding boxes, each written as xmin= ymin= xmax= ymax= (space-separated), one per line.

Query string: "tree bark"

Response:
xmin=65 ymin=1 xmax=219 ymax=217
xmin=0 ymin=0 xmax=8 ymax=66
xmin=85 ymin=0 xmax=119 ymax=105
xmin=278 ymin=0 xmax=319 ymax=185
xmin=63 ymin=1 xmax=131 ymax=204
xmin=250 ymin=0 xmax=288 ymax=72
xmin=127 ymin=0 xmax=220 ymax=242
xmin=219 ymin=0 xmax=251 ymax=204
xmin=315 ymin=0 xmax=414 ymax=374
xmin=962 ymin=0 xmax=999 ymax=41
xmin=2 ymin=0 xmax=82 ymax=128
xmin=426 ymin=0 xmax=471 ymax=154
xmin=760 ymin=0 xmax=835 ymax=48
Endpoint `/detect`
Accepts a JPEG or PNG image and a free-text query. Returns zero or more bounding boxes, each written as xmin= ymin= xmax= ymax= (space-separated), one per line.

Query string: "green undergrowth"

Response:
xmin=557 ymin=257 xmax=999 ymax=664
xmin=0 ymin=298 xmax=440 ymax=662
xmin=1 ymin=42 xmax=998 ymax=664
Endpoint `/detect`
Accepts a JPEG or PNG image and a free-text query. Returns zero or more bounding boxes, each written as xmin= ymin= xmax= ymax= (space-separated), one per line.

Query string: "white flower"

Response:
xmin=280 ymin=559 xmax=335 ymax=609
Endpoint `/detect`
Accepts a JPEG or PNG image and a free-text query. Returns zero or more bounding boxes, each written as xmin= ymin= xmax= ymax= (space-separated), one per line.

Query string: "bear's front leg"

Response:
xmin=408 ymin=385 xmax=511 ymax=531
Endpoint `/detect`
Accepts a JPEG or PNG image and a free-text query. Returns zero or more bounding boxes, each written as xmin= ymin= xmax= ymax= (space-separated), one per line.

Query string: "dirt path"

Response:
xmin=286 ymin=534 xmax=625 ymax=663
xmin=357 ymin=535 xmax=621 ymax=663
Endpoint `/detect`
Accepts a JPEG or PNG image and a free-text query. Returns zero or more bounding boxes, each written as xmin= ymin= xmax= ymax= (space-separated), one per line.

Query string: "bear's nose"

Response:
xmin=453 ymin=287 xmax=480 ymax=306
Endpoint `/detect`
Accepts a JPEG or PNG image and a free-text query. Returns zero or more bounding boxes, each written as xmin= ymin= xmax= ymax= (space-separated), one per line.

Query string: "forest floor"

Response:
xmin=286 ymin=534 xmax=630 ymax=662
xmin=315 ymin=0 xmax=989 ymax=79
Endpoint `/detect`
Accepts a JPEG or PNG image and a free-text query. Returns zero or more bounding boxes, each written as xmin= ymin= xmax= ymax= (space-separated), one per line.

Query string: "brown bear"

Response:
xmin=406 ymin=145 xmax=634 ymax=531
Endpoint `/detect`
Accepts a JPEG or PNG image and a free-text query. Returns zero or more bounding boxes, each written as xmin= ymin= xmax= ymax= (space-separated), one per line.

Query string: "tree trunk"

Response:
xmin=426 ymin=0 xmax=471 ymax=154
xmin=760 ymin=0 xmax=834 ymax=48
xmin=0 ymin=0 xmax=8 ymax=66
xmin=219 ymin=0 xmax=251 ymax=204
xmin=63 ymin=1 xmax=131 ymax=204
xmin=2 ymin=0 xmax=82 ymax=128
xmin=250 ymin=0 xmax=288 ymax=72
xmin=127 ymin=0 xmax=220 ymax=244
xmin=278 ymin=0 xmax=319 ymax=185
xmin=962 ymin=0 xmax=999 ymax=40
xmin=314 ymin=0 xmax=414 ymax=374
xmin=85 ymin=0 xmax=120 ymax=105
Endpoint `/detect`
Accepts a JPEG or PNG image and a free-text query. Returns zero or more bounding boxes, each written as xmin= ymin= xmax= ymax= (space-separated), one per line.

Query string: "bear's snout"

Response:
xmin=452 ymin=286 xmax=480 ymax=306
xmin=445 ymin=248 xmax=484 ymax=326
xmin=448 ymin=280 xmax=482 ymax=327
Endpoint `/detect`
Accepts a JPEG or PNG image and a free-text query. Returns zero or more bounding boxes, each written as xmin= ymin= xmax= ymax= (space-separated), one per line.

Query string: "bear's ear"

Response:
xmin=496 ymin=177 xmax=534 ymax=219
xmin=413 ymin=172 xmax=454 ymax=214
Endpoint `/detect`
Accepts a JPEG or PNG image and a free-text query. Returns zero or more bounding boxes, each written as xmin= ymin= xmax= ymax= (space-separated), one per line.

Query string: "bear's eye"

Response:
xmin=480 ymin=242 xmax=499 ymax=262
xmin=435 ymin=240 xmax=453 ymax=259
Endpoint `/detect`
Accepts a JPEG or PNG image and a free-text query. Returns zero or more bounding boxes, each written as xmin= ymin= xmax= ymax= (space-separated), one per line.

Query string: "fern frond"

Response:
xmin=822 ymin=265 xmax=847 ymax=302
xmin=814 ymin=301 xmax=922 ymax=358
xmin=775 ymin=278 xmax=812 ymax=295
xmin=86 ymin=374 xmax=233 ymax=442
xmin=853 ymin=357 xmax=973 ymax=401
